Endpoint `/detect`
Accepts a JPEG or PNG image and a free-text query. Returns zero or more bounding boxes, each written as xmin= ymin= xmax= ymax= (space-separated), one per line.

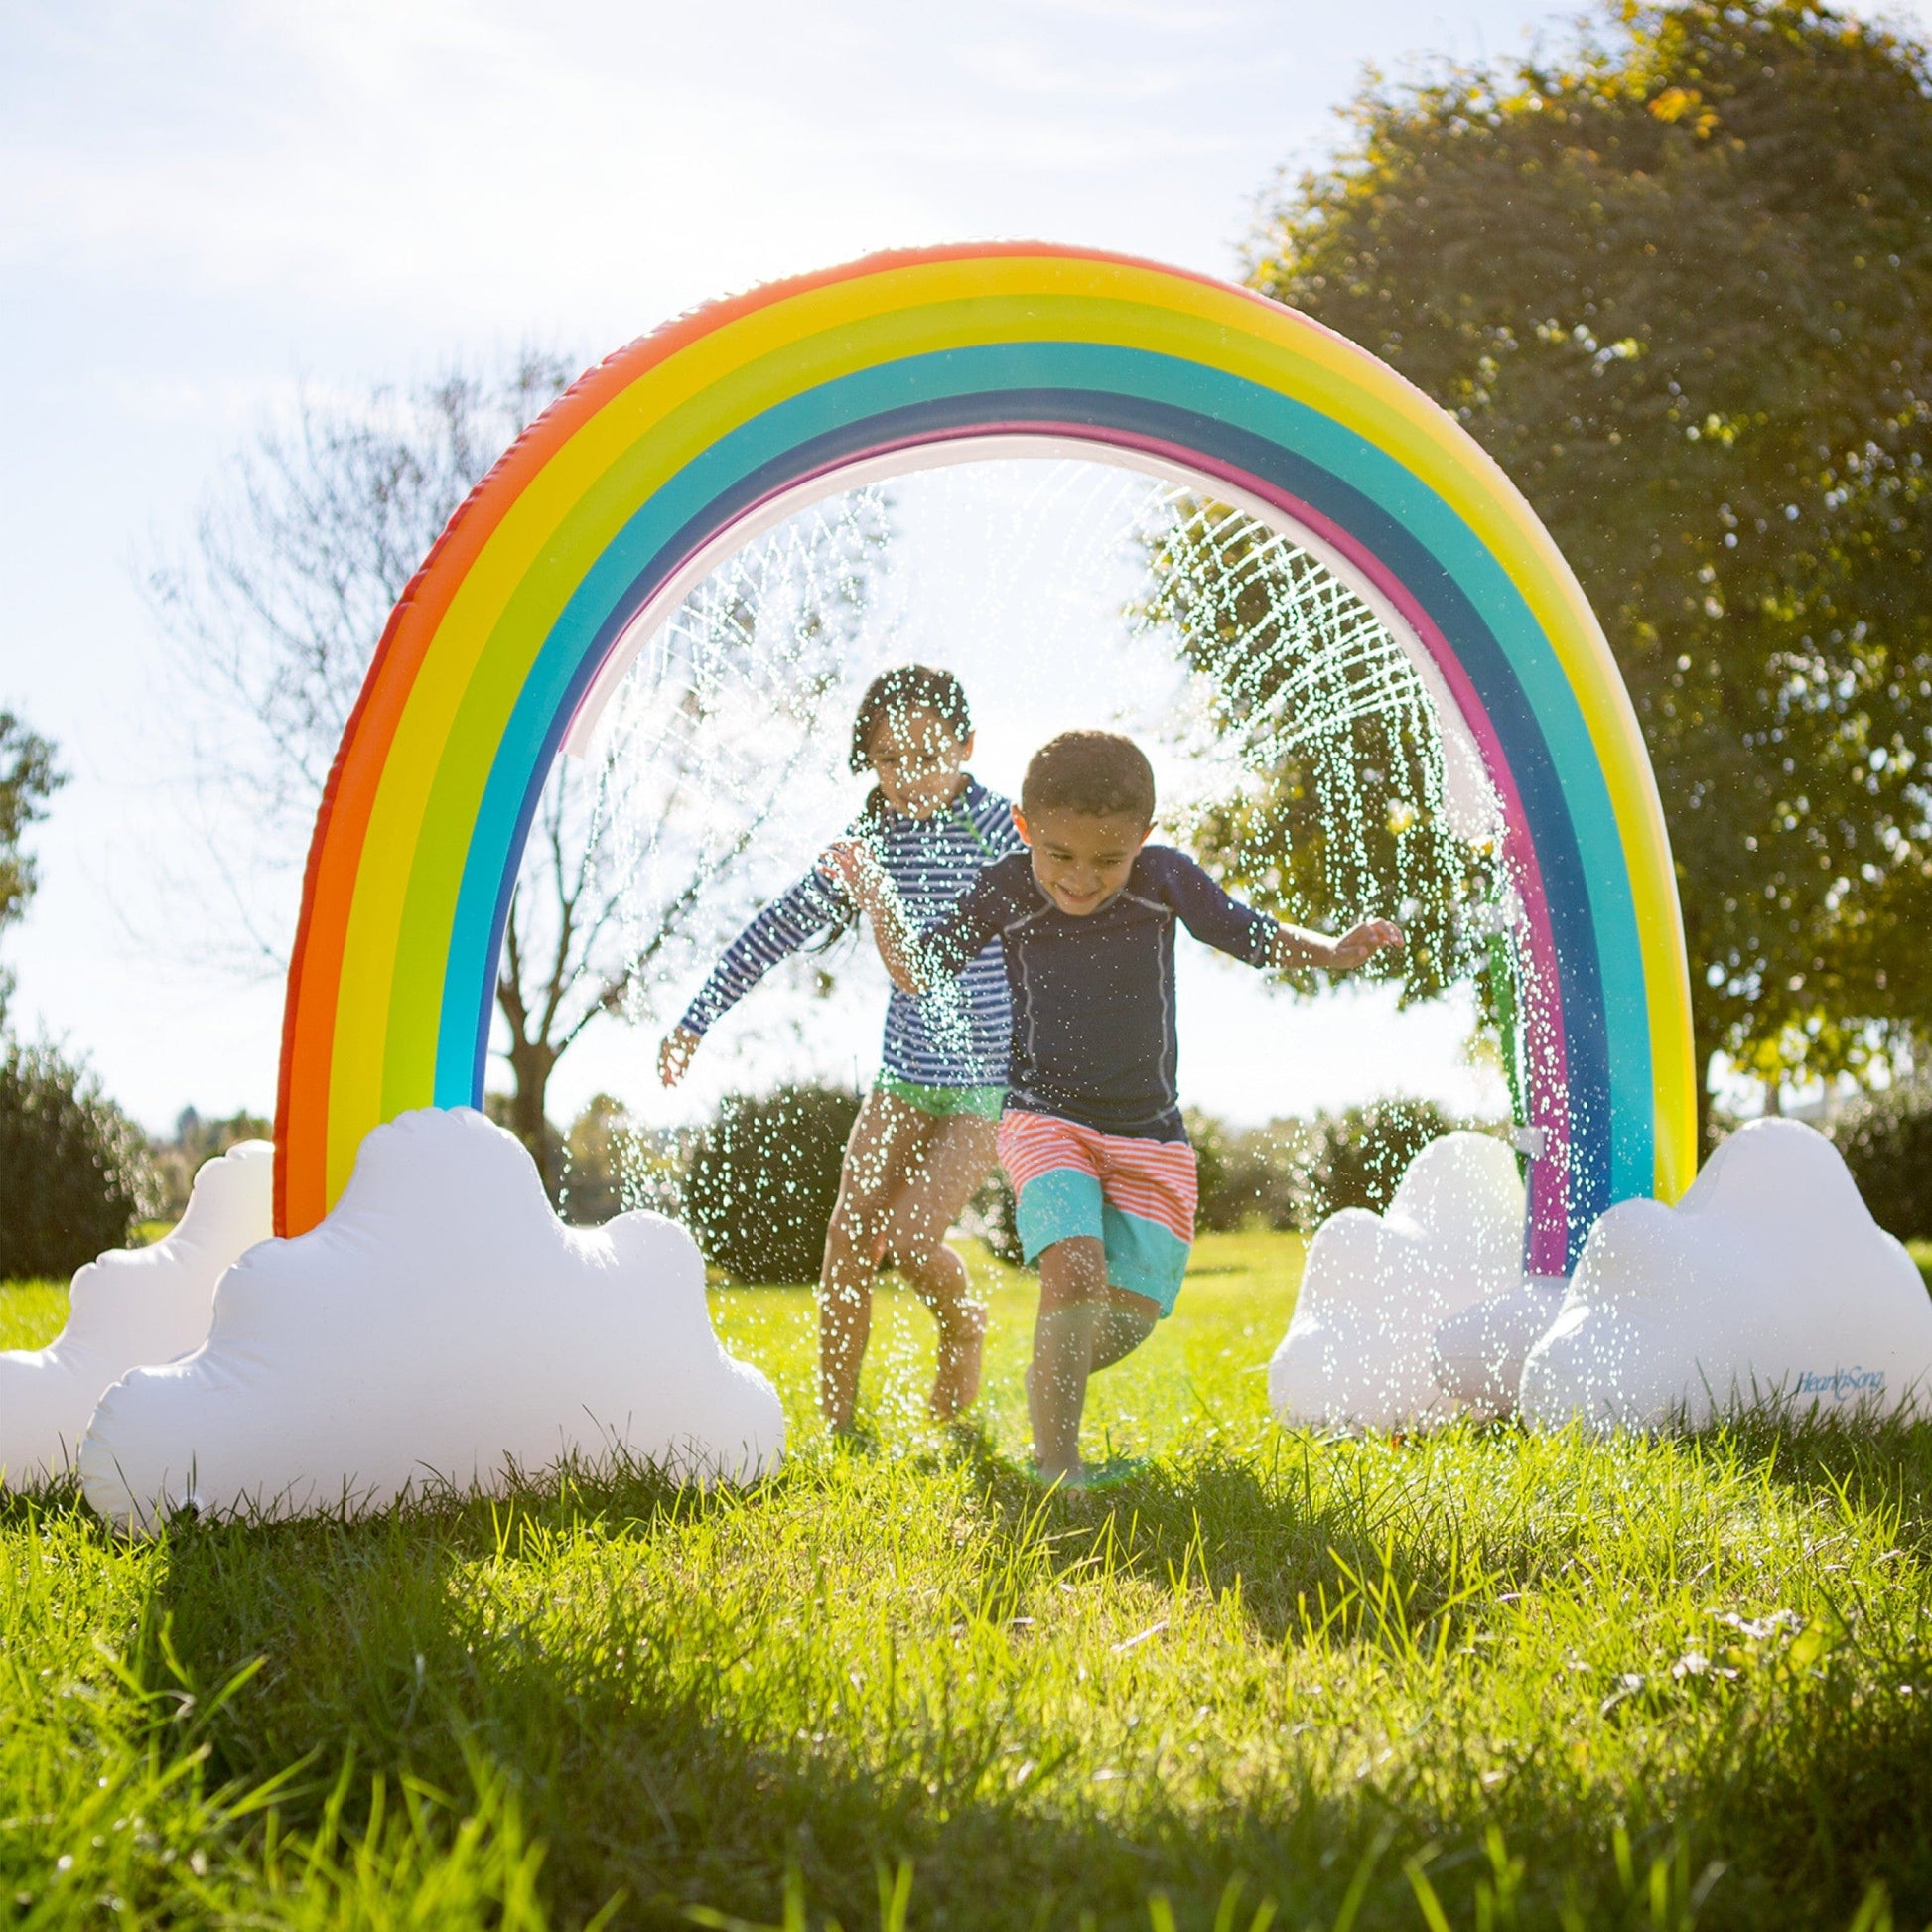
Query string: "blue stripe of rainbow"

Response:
xmin=277 ymin=246 xmax=1695 ymax=1272
xmin=444 ymin=349 xmax=1621 ymax=1266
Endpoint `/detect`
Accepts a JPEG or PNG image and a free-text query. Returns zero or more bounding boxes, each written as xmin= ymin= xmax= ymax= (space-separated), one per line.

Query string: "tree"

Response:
xmin=1137 ymin=502 xmax=1506 ymax=1009
xmin=1246 ymin=0 xmax=1932 ymax=1134
xmin=554 ymin=1091 xmax=683 ymax=1227
xmin=149 ymin=360 xmax=571 ymax=972
xmin=0 ymin=1039 xmax=156 ymax=1279
xmin=486 ymin=489 xmax=887 ymax=1188
xmin=1185 ymin=1106 xmax=1311 ymax=1232
xmin=0 ymin=711 xmax=64 ymax=1025
xmin=1300 ymin=1098 xmax=1464 ymax=1221
xmin=149 ymin=358 xmax=888 ymax=1192
xmin=149 ymin=1105 xmax=273 ymax=1223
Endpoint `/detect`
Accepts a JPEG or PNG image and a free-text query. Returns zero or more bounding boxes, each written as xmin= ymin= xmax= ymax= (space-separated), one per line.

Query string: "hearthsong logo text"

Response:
xmin=1793 ymin=1366 xmax=1886 ymax=1402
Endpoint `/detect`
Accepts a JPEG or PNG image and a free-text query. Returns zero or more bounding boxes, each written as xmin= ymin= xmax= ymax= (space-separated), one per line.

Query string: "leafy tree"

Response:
xmin=1246 ymin=0 xmax=1932 ymax=1134
xmin=1139 ymin=504 xmax=1504 ymax=1009
xmin=0 ymin=1040 xmax=156 ymax=1279
xmin=556 ymin=1092 xmax=633 ymax=1227
xmin=148 ymin=358 xmax=886 ymax=1193
xmin=0 ymin=712 xmax=63 ymax=1024
xmin=555 ymin=1091 xmax=682 ymax=1227
xmin=1186 ymin=1108 xmax=1311 ymax=1233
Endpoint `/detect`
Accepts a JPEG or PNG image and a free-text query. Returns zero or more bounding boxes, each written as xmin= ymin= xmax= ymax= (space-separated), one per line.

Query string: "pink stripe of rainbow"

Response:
xmin=622 ymin=420 xmax=1576 ymax=1266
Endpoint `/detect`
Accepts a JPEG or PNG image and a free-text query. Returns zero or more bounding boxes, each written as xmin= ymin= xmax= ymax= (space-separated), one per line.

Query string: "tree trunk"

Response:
xmin=505 ymin=1037 xmax=559 ymax=1201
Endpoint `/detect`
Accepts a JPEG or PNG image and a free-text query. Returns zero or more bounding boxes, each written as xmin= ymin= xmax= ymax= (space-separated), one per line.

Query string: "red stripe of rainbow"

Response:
xmin=274 ymin=243 xmax=1696 ymax=1273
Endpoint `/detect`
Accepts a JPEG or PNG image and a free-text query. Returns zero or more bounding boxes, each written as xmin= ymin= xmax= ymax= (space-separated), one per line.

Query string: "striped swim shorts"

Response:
xmin=996 ymin=1110 xmax=1198 ymax=1316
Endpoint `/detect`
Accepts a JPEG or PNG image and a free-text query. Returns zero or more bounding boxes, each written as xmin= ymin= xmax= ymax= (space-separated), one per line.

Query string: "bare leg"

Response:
xmin=818 ymin=1094 xmax=925 ymax=1429
xmin=873 ymin=1113 xmax=1000 ymax=1419
xmin=1029 ymin=1244 xmax=1162 ymax=1481
xmin=1090 ymin=1290 xmax=1159 ymax=1373
xmin=1027 ymin=1236 xmax=1109 ymax=1481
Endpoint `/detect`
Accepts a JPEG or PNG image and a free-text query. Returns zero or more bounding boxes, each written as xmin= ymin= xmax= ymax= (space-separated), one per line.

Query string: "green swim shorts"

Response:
xmin=873 ymin=1073 xmax=1008 ymax=1120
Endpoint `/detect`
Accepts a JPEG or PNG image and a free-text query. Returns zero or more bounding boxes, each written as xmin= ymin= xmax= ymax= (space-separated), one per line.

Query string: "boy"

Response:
xmin=832 ymin=731 xmax=1402 ymax=1485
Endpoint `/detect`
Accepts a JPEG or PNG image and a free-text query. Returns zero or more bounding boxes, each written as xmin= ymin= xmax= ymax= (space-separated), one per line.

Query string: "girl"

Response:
xmin=659 ymin=666 xmax=1020 ymax=1430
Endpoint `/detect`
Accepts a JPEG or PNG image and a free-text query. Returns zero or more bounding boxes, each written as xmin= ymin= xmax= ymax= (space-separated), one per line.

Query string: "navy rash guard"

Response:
xmin=921 ymin=845 xmax=1279 ymax=1142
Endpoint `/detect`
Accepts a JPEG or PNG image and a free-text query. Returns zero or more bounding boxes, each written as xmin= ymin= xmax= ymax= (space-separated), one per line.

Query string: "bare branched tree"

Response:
xmin=147 ymin=355 xmax=574 ymax=970
xmin=147 ymin=356 xmax=890 ymax=1190
xmin=491 ymin=503 xmax=890 ymax=1184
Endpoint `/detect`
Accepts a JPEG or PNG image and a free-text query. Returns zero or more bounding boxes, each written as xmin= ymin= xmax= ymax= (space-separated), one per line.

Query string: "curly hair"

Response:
xmin=1020 ymin=731 xmax=1156 ymax=826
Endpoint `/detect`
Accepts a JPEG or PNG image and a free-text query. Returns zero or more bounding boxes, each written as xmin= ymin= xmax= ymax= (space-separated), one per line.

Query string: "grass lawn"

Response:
xmin=1 ymin=1230 xmax=1929 ymax=1930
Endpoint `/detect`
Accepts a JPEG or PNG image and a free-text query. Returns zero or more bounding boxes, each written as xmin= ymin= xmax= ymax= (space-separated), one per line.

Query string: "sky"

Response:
xmin=4 ymin=0 xmax=1927 ymax=1139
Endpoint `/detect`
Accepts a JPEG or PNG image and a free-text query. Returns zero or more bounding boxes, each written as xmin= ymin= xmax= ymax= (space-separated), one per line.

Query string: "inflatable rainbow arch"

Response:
xmin=275 ymin=243 xmax=1696 ymax=1274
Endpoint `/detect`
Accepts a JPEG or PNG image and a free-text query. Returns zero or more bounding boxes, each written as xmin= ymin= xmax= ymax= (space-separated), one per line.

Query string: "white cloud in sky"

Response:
xmin=2 ymin=7 xmax=920 ymax=331
xmin=0 ymin=0 xmax=1359 ymax=345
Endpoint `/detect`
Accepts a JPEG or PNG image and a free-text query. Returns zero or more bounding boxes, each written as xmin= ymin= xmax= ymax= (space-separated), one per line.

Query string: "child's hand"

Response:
xmin=657 ymin=1026 xmax=701 ymax=1088
xmin=820 ymin=838 xmax=884 ymax=904
xmin=1270 ymin=918 xmax=1406 ymax=975
xmin=1327 ymin=919 xmax=1405 ymax=971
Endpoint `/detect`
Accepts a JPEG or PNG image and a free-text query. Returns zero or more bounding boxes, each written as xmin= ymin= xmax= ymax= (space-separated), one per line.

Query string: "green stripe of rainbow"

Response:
xmin=274 ymin=243 xmax=1696 ymax=1271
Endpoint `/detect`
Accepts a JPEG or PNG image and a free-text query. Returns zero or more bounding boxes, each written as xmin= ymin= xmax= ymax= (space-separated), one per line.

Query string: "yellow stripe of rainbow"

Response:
xmin=275 ymin=244 xmax=1694 ymax=1273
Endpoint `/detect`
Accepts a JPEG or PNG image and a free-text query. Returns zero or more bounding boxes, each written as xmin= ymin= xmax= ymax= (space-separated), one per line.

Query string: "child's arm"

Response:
xmin=823 ymin=840 xmax=1007 ymax=996
xmin=823 ymin=840 xmax=928 ymax=993
xmin=1269 ymin=918 xmax=1404 ymax=974
xmin=1158 ymin=848 xmax=1403 ymax=976
xmin=657 ymin=866 xmax=847 ymax=1086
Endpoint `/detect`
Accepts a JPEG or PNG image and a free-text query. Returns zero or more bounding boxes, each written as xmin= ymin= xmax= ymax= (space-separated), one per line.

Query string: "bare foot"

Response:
xmin=928 ymin=1299 xmax=987 ymax=1421
xmin=1029 ymin=1456 xmax=1086 ymax=1490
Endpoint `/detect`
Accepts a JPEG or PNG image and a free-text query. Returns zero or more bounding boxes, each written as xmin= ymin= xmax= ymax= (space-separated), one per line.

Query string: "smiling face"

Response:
xmin=1014 ymin=805 xmax=1152 ymax=915
xmin=865 ymin=704 xmax=973 ymax=819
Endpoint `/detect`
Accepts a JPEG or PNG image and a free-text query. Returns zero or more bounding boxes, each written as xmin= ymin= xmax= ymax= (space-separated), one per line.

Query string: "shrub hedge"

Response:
xmin=672 ymin=1082 xmax=1488 ymax=1283
xmin=1299 ymin=1097 xmax=1462 ymax=1222
xmin=0 ymin=1038 xmax=155 ymax=1281
xmin=1830 ymin=1084 xmax=1932 ymax=1242
xmin=684 ymin=1083 xmax=861 ymax=1284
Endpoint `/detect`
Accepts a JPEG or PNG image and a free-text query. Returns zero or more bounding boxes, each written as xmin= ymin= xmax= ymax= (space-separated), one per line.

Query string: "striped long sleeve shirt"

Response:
xmin=679 ymin=777 xmax=1022 ymax=1088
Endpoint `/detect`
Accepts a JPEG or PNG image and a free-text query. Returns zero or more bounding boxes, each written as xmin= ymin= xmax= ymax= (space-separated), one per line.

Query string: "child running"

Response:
xmin=832 ymin=730 xmax=1403 ymax=1485
xmin=659 ymin=666 xmax=1021 ymax=1431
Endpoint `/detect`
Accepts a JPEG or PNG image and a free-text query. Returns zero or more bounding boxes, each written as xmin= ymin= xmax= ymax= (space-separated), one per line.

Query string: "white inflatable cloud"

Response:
xmin=80 ymin=1108 xmax=784 ymax=1529
xmin=1520 ymin=1118 xmax=1932 ymax=1432
xmin=0 ymin=1142 xmax=272 ymax=1486
xmin=1431 ymin=1275 xmax=1565 ymax=1421
xmin=1269 ymin=1132 xmax=1525 ymax=1433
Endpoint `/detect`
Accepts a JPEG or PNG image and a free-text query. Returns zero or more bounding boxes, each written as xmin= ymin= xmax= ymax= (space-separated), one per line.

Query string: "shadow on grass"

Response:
xmin=80 ymin=1441 xmax=1922 ymax=1931
xmin=114 ymin=1496 xmax=1511 ymax=1931
xmin=942 ymin=1421 xmax=1513 ymax=1655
